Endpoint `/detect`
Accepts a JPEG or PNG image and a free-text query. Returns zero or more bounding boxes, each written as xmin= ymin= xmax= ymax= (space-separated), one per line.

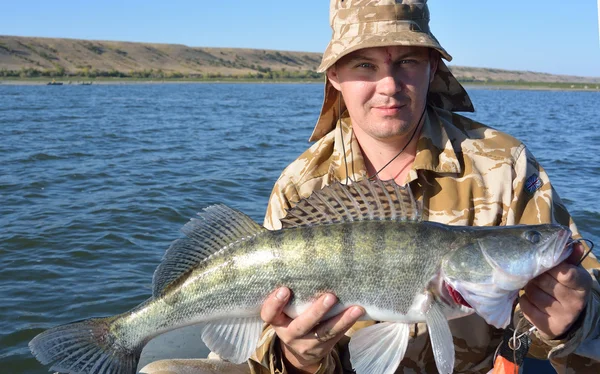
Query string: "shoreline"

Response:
xmin=1 ymin=79 xmax=600 ymax=92
xmin=0 ymin=78 xmax=324 ymax=86
xmin=461 ymin=83 xmax=600 ymax=92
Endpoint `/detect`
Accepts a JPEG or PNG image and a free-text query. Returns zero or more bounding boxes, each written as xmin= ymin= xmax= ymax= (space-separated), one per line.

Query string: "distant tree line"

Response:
xmin=0 ymin=67 xmax=324 ymax=80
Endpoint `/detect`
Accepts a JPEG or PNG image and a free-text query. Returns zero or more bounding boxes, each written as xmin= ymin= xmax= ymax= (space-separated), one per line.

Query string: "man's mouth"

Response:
xmin=373 ymin=105 xmax=403 ymax=115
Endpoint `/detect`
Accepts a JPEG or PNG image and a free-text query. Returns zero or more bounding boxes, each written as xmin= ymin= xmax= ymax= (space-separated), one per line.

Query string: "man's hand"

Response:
xmin=261 ymin=287 xmax=364 ymax=374
xmin=520 ymin=242 xmax=593 ymax=340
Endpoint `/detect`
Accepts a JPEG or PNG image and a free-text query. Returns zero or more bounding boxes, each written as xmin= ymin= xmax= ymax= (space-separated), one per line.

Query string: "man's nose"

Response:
xmin=377 ymin=73 xmax=402 ymax=96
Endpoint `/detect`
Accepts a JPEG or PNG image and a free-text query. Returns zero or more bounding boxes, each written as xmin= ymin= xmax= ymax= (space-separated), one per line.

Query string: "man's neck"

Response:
xmin=354 ymin=123 xmax=423 ymax=184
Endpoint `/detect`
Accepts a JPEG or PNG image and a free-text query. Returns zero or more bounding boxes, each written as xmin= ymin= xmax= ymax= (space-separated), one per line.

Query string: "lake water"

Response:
xmin=1 ymin=83 xmax=599 ymax=373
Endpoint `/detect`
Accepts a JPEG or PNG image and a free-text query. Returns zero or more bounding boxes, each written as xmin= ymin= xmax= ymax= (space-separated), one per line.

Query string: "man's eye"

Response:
xmin=398 ymin=59 xmax=417 ymax=65
xmin=356 ymin=63 xmax=374 ymax=69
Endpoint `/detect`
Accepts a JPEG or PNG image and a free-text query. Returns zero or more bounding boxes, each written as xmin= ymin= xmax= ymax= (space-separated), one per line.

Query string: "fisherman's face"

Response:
xmin=327 ymin=46 xmax=437 ymax=143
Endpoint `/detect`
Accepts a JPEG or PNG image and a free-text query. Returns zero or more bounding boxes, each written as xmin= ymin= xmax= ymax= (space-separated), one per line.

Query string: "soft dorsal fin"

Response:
xmin=280 ymin=179 xmax=421 ymax=229
xmin=152 ymin=204 xmax=266 ymax=297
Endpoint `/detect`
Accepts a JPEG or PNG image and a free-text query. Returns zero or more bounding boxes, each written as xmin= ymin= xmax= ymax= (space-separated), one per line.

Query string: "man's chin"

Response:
xmin=375 ymin=119 xmax=414 ymax=133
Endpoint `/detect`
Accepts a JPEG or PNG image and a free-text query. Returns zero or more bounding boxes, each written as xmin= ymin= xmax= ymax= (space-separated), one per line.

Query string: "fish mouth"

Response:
xmin=541 ymin=228 xmax=572 ymax=269
xmin=556 ymin=230 xmax=573 ymax=262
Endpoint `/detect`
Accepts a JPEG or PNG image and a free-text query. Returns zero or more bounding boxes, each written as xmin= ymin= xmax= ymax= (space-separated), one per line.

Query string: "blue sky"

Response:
xmin=2 ymin=0 xmax=599 ymax=77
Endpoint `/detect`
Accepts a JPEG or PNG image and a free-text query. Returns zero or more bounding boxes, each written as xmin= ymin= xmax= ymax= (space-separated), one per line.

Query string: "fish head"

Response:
xmin=441 ymin=224 xmax=572 ymax=328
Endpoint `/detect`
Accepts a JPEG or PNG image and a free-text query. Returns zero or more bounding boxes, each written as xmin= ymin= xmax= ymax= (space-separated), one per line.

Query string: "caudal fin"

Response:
xmin=29 ymin=316 xmax=142 ymax=374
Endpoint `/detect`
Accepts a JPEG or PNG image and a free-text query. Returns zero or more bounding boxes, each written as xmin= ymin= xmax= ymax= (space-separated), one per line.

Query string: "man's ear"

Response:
xmin=327 ymin=66 xmax=342 ymax=91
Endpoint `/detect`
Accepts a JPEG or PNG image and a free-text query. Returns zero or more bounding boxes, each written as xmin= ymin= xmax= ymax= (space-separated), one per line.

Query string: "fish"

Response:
xmin=29 ymin=178 xmax=572 ymax=374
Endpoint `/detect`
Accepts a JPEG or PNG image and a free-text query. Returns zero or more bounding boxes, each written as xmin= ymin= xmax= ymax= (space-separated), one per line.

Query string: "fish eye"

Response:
xmin=525 ymin=230 xmax=542 ymax=244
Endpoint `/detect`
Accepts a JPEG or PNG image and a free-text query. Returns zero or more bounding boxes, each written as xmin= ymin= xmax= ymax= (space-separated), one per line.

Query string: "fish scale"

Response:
xmin=124 ymin=221 xmax=450 ymax=326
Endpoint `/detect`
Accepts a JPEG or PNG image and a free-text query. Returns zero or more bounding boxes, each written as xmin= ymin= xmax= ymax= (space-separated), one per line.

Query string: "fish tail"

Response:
xmin=29 ymin=315 xmax=142 ymax=374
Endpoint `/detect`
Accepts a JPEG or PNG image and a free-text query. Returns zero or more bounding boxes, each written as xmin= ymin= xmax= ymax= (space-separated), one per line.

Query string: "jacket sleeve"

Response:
xmin=508 ymin=145 xmax=600 ymax=372
xmin=262 ymin=174 xmax=296 ymax=230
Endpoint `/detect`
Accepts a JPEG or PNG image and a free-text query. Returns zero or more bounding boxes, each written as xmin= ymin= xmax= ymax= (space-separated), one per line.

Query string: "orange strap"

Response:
xmin=491 ymin=354 xmax=520 ymax=374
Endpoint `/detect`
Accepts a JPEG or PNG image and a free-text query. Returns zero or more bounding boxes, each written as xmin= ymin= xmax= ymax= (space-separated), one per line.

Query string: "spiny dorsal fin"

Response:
xmin=152 ymin=204 xmax=266 ymax=297
xmin=281 ymin=179 xmax=421 ymax=229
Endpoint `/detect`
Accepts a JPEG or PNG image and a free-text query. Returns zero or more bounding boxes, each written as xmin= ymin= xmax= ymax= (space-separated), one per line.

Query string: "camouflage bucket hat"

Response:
xmin=310 ymin=0 xmax=474 ymax=141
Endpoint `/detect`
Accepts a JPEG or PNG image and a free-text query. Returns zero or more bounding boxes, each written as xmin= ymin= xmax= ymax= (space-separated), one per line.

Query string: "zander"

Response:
xmin=29 ymin=179 xmax=572 ymax=374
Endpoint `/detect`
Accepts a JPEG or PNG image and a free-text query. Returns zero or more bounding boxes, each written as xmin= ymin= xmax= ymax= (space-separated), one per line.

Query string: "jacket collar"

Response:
xmin=329 ymin=106 xmax=462 ymax=184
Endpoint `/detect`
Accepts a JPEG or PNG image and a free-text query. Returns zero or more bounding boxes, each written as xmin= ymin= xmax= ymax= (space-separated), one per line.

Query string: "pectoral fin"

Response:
xmin=348 ymin=322 xmax=409 ymax=374
xmin=425 ymin=302 xmax=455 ymax=374
xmin=201 ymin=316 xmax=263 ymax=364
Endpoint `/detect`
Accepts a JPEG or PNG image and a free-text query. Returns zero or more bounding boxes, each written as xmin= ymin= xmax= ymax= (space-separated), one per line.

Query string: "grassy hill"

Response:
xmin=0 ymin=36 xmax=322 ymax=80
xmin=1 ymin=35 xmax=600 ymax=86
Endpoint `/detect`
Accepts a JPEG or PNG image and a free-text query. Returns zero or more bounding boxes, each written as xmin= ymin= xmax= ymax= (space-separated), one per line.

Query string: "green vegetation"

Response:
xmin=3 ymin=66 xmax=600 ymax=90
xmin=39 ymin=51 xmax=58 ymax=61
xmin=3 ymin=66 xmax=600 ymax=89
xmin=0 ymin=42 xmax=11 ymax=53
xmin=0 ymin=67 xmax=325 ymax=82
xmin=461 ymin=80 xmax=600 ymax=90
xmin=82 ymin=42 xmax=104 ymax=55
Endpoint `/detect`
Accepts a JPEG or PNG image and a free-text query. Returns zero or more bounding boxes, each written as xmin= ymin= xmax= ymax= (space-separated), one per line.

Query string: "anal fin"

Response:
xmin=348 ymin=322 xmax=409 ymax=374
xmin=201 ymin=316 xmax=263 ymax=365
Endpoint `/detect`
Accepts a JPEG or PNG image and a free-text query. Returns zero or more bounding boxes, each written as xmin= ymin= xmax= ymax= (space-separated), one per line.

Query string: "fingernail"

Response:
xmin=323 ymin=294 xmax=337 ymax=308
xmin=350 ymin=307 xmax=364 ymax=319
xmin=276 ymin=288 xmax=289 ymax=301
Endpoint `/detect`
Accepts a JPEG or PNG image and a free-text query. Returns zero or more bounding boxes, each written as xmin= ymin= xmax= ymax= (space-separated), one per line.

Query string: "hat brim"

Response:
xmin=318 ymin=32 xmax=452 ymax=73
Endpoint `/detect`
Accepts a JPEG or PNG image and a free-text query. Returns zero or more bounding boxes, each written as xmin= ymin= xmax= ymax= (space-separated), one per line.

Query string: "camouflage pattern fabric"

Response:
xmin=251 ymin=107 xmax=600 ymax=373
xmin=319 ymin=0 xmax=451 ymax=72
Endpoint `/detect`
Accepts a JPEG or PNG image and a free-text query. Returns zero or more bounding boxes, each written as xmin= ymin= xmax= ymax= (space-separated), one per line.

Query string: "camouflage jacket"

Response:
xmin=249 ymin=106 xmax=600 ymax=373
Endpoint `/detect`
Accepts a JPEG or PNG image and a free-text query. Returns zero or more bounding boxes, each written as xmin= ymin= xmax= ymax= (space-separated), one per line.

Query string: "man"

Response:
xmin=250 ymin=1 xmax=600 ymax=373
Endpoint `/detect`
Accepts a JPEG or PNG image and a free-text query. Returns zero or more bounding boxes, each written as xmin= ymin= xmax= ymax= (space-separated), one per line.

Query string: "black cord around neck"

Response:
xmin=368 ymin=102 xmax=427 ymax=182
